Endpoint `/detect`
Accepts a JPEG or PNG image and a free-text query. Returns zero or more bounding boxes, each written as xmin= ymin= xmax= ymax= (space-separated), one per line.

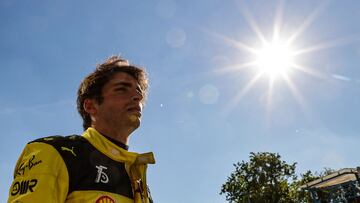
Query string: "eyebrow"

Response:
xmin=113 ymin=82 xmax=133 ymax=88
xmin=113 ymin=82 xmax=143 ymax=92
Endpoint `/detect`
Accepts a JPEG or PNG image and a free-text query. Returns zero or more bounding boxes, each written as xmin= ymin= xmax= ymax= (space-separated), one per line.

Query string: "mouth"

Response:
xmin=126 ymin=106 xmax=142 ymax=117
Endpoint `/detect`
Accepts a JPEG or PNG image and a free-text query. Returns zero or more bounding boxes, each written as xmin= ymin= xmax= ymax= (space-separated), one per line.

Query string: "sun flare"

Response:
xmin=212 ymin=1 xmax=333 ymax=115
xmin=254 ymin=40 xmax=295 ymax=78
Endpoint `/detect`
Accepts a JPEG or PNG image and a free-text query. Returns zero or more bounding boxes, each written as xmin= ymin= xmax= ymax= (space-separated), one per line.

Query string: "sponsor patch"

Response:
xmin=16 ymin=155 xmax=42 ymax=176
xmin=95 ymin=195 xmax=115 ymax=203
xmin=11 ymin=179 xmax=38 ymax=196
xmin=95 ymin=165 xmax=109 ymax=183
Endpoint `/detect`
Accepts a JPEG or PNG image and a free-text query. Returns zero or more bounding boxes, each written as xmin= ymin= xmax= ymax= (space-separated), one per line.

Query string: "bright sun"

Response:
xmin=212 ymin=1 xmax=333 ymax=115
xmin=254 ymin=40 xmax=295 ymax=78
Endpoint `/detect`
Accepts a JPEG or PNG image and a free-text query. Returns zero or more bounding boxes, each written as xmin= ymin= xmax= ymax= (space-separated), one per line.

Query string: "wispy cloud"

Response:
xmin=332 ymin=74 xmax=351 ymax=82
xmin=0 ymin=99 xmax=74 ymax=115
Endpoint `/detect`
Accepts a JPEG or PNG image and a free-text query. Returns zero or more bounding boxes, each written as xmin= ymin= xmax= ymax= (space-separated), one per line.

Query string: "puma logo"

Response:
xmin=61 ymin=147 xmax=77 ymax=157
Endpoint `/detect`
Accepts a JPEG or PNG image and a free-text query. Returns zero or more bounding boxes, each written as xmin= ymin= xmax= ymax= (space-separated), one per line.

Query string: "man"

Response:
xmin=8 ymin=56 xmax=155 ymax=203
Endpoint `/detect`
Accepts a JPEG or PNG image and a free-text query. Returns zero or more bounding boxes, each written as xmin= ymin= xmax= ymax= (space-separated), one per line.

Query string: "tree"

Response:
xmin=220 ymin=152 xmax=335 ymax=203
xmin=220 ymin=152 xmax=297 ymax=203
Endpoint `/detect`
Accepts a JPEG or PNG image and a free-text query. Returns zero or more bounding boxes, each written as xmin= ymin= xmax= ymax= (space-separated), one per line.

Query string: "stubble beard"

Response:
xmin=102 ymin=113 xmax=140 ymax=134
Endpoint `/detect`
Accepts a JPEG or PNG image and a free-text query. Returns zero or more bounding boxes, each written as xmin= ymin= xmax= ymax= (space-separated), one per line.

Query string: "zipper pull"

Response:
xmin=136 ymin=179 xmax=145 ymax=203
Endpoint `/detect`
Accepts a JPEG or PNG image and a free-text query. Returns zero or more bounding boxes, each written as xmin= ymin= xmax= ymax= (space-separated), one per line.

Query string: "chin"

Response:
xmin=128 ymin=115 xmax=141 ymax=128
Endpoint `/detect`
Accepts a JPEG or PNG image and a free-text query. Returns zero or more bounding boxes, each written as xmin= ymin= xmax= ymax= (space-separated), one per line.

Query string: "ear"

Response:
xmin=83 ymin=99 xmax=98 ymax=116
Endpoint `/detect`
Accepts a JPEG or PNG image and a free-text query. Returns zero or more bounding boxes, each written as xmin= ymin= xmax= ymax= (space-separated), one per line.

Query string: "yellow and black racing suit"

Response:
xmin=8 ymin=127 xmax=155 ymax=203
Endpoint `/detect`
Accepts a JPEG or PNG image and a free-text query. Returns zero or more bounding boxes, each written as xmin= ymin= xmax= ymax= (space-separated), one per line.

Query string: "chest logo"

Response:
xmin=61 ymin=146 xmax=77 ymax=157
xmin=95 ymin=165 xmax=109 ymax=183
xmin=95 ymin=195 xmax=115 ymax=203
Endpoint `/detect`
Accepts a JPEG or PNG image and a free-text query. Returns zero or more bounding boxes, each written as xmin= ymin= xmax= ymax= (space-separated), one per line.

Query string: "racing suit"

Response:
xmin=8 ymin=127 xmax=155 ymax=203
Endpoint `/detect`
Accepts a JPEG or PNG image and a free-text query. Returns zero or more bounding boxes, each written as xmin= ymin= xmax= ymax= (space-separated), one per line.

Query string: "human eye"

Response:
xmin=114 ymin=86 xmax=127 ymax=92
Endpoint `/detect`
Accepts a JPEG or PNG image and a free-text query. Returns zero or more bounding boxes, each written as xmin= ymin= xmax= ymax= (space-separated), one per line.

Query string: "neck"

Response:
xmin=91 ymin=124 xmax=132 ymax=145
xmin=102 ymin=135 xmax=129 ymax=150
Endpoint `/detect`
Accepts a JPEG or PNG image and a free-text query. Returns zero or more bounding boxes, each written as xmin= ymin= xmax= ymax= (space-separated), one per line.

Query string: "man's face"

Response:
xmin=92 ymin=72 xmax=144 ymax=132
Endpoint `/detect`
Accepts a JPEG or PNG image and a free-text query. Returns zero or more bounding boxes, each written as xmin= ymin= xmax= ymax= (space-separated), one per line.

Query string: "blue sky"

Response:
xmin=1 ymin=0 xmax=360 ymax=202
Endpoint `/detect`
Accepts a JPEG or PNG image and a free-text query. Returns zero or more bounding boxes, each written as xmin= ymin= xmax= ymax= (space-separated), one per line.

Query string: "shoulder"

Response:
xmin=13 ymin=135 xmax=85 ymax=179
xmin=9 ymin=136 xmax=77 ymax=201
xmin=29 ymin=134 xmax=84 ymax=145
xmin=18 ymin=135 xmax=85 ymax=166
xmin=29 ymin=135 xmax=91 ymax=162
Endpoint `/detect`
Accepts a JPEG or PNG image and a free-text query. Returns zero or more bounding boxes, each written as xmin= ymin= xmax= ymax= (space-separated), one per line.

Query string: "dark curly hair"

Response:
xmin=77 ymin=56 xmax=148 ymax=130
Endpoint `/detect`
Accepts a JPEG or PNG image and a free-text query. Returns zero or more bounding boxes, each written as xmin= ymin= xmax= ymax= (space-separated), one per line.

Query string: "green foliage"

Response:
xmin=220 ymin=152 xmax=297 ymax=203
xmin=220 ymin=152 xmax=335 ymax=203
